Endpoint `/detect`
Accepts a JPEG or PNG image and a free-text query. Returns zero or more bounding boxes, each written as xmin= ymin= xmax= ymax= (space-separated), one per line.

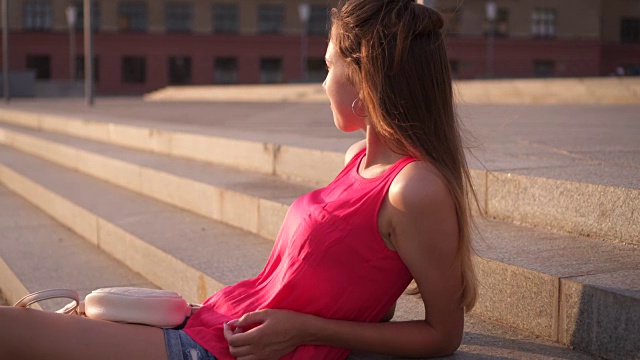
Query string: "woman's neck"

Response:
xmin=360 ymin=125 xmax=405 ymax=176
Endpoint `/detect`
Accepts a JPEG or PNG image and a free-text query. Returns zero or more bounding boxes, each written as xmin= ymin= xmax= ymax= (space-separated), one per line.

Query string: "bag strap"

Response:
xmin=13 ymin=289 xmax=81 ymax=315
xmin=15 ymin=288 xmax=201 ymax=317
xmin=189 ymin=304 xmax=201 ymax=316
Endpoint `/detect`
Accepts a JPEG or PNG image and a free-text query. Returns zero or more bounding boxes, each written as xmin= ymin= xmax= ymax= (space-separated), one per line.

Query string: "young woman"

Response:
xmin=0 ymin=1 xmax=478 ymax=359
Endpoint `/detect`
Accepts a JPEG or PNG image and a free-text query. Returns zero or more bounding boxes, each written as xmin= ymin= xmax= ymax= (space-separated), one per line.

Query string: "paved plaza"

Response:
xmin=1 ymin=97 xmax=638 ymax=189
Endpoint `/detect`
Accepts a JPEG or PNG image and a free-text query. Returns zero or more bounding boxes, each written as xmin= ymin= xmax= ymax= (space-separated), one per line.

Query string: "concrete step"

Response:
xmin=142 ymin=78 xmax=640 ymax=105
xmin=0 ymin=145 xmax=273 ymax=303
xmin=0 ymin=109 xmax=637 ymax=247
xmin=0 ymin=183 xmax=155 ymax=310
xmin=0 ymin=151 xmax=594 ymax=360
xmin=0 ymin=136 xmax=637 ymax=359
xmin=0 ymin=123 xmax=639 ymax=353
xmin=0 ymin=121 xmax=313 ymax=240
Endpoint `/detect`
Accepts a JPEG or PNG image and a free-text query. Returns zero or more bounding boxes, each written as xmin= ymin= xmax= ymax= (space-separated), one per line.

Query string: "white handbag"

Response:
xmin=14 ymin=287 xmax=201 ymax=328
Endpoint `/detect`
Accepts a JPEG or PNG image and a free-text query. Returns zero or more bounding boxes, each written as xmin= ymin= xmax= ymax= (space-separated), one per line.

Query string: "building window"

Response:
xmin=213 ymin=4 xmax=239 ymax=33
xmin=75 ymin=55 xmax=99 ymax=82
xmin=260 ymin=58 xmax=283 ymax=83
xmin=258 ymin=5 xmax=284 ymax=34
xmin=166 ymin=2 xmax=192 ymax=33
xmin=441 ymin=8 xmax=462 ymax=36
xmin=307 ymin=5 xmax=328 ymax=35
xmin=118 ymin=2 xmax=147 ymax=32
xmin=122 ymin=56 xmax=146 ymax=83
xmin=23 ymin=1 xmax=53 ymax=31
xmin=73 ymin=1 xmax=100 ymax=31
xmin=26 ymin=55 xmax=51 ymax=79
xmin=534 ymin=60 xmax=555 ymax=78
xmin=531 ymin=9 xmax=556 ymax=38
xmin=214 ymin=57 xmax=238 ymax=84
xmin=485 ymin=8 xmax=509 ymax=37
xmin=621 ymin=18 xmax=640 ymax=44
xmin=168 ymin=56 xmax=192 ymax=85
xmin=307 ymin=58 xmax=327 ymax=82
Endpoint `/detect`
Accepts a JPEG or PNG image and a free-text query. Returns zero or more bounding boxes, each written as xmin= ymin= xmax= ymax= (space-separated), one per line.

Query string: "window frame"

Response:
xmin=168 ymin=56 xmax=193 ymax=85
xmin=260 ymin=57 xmax=283 ymax=83
xmin=117 ymin=1 xmax=148 ymax=32
xmin=165 ymin=2 xmax=193 ymax=33
xmin=307 ymin=5 xmax=329 ymax=36
xmin=121 ymin=56 xmax=146 ymax=84
xmin=257 ymin=4 xmax=285 ymax=34
xmin=213 ymin=4 xmax=239 ymax=34
xmin=531 ymin=8 xmax=557 ymax=39
xmin=23 ymin=1 xmax=53 ymax=32
xmin=26 ymin=54 xmax=51 ymax=79
xmin=621 ymin=17 xmax=640 ymax=44
xmin=484 ymin=7 xmax=509 ymax=37
xmin=214 ymin=57 xmax=239 ymax=84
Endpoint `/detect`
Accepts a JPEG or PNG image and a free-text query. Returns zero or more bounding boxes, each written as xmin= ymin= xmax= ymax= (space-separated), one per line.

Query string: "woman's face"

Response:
xmin=323 ymin=41 xmax=366 ymax=133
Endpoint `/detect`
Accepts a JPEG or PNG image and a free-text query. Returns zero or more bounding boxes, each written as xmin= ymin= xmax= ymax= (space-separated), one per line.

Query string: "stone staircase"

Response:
xmin=0 ymin=107 xmax=637 ymax=359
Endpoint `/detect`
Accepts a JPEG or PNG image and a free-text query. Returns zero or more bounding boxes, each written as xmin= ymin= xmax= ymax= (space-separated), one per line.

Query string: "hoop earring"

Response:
xmin=351 ymin=99 xmax=368 ymax=118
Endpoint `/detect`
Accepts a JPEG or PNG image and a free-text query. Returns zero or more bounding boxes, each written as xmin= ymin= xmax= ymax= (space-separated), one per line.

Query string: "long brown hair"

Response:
xmin=331 ymin=0 xmax=479 ymax=311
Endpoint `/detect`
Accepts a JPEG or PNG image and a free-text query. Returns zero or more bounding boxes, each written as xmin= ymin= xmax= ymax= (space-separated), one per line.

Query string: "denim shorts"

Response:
xmin=163 ymin=329 xmax=218 ymax=360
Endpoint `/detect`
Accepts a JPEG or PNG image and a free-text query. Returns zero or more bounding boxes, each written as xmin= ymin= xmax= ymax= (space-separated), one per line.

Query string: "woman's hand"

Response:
xmin=223 ymin=309 xmax=311 ymax=360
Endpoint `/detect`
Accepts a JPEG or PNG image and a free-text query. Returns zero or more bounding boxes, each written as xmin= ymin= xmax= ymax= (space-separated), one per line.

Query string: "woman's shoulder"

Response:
xmin=344 ymin=140 xmax=366 ymax=165
xmin=385 ymin=160 xmax=458 ymax=254
xmin=389 ymin=160 xmax=454 ymax=215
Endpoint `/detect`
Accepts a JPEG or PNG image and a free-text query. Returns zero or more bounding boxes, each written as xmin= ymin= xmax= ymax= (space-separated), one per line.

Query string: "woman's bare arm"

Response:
xmin=304 ymin=162 xmax=463 ymax=356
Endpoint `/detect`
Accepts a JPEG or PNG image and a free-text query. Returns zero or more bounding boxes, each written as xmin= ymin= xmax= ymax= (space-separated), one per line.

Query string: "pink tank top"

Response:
xmin=184 ymin=148 xmax=416 ymax=360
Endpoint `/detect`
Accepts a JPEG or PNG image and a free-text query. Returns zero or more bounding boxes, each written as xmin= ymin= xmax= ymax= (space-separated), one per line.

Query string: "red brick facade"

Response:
xmin=5 ymin=32 xmax=330 ymax=95
xmin=3 ymin=0 xmax=640 ymax=95
xmin=3 ymin=32 xmax=640 ymax=95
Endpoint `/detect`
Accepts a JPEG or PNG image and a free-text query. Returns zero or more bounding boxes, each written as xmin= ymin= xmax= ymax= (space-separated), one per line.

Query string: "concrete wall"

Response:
xmin=0 ymin=72 xmax=36 ymax=97
xmin=455 ymin=77 xmax=640 ymax=104
xmin=34 ymin=80 xmax=85 ymax=97
xmin=146 ymin=78 xmax=640 ymax=105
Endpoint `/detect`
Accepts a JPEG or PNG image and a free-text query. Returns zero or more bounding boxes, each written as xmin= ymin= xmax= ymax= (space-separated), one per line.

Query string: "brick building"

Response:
xmin=1 ymin=0 xmax=639 ymax=95
xmin=434 ymin=0 xmax=640 ymax=79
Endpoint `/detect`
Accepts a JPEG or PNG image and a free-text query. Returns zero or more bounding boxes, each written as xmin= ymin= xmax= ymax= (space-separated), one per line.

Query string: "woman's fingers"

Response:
xmin=235 ymin=309 xmax=270 ymax=327
xmin=223 ymin=322 xmax=234 ymax=342
xmin=224 ymin=322 xmax=261 ymax=347
xmin=225 ymin=325 xmax=255 ymax=358
xmin=228 ymin=344 xmax=254 ymax=358
xmin=224 ymin=310 xmax=298 ymax=359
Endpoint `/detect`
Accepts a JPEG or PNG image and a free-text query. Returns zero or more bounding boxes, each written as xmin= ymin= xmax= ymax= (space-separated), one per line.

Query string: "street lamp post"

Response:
xmin=84 ymin=0 xmax=94 ymax=106
xmin=298 ymin=2 xmax=310 ymax=82
xmin=2 ymin=0 xmax=9 ymax=102
xmin=485 ymin=1 xmax=497 ymax=78
xmin=66 ymin=5 xmax=77 ymax=81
